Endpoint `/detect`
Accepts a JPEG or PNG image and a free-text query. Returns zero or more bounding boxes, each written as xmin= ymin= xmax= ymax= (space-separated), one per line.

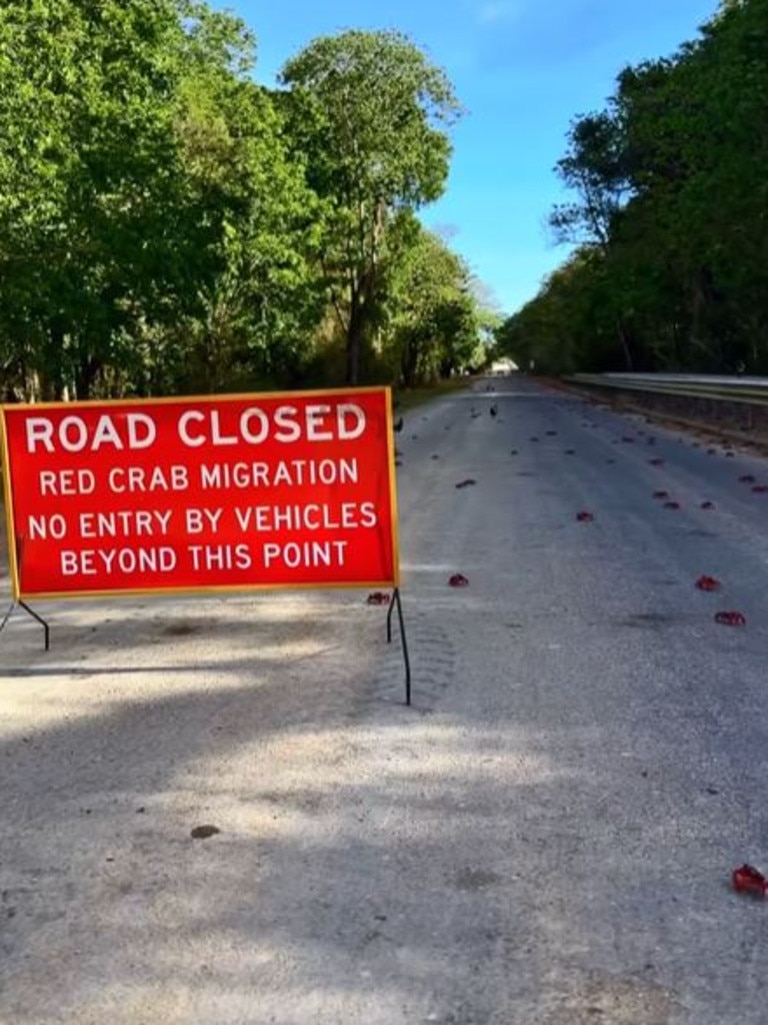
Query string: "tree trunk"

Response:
xmin=346 ymin=286 xmax=365 ymax=385
xmin=40 ymin=324 xmax=66 ymax=400
xmin=75 ymin=353 xmax=101 ymax=400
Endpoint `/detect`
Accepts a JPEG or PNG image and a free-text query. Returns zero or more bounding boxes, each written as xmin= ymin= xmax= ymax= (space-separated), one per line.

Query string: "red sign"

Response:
xmin=0 ymin=388 xmax=399 ymax=598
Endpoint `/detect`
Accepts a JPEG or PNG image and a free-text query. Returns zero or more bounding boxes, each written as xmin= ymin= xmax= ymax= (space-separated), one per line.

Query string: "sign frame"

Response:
xmin=1 ymin=385 xmax=401 ymax=601
xmin=0 ymin=385 xmax=411 ymax=702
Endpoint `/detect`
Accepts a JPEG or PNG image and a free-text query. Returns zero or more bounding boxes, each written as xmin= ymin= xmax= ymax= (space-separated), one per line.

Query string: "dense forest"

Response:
xmin=497 ymin=0 xmax=768 ymax=377
xmin=0 ymin=0 xmax=491 ymax=401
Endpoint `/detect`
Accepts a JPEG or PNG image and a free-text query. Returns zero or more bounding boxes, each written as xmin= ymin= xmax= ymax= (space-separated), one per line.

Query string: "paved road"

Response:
xmin=1 ymin=376 xmax=767 ymax=1024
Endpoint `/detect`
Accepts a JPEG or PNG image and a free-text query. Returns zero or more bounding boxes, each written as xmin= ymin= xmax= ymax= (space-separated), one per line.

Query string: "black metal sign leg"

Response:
xmin=386 ymin=588 xmax=411 ymax=706
xmin=19 ymin=601 xmax=50 ymax=651
xmin=0 ymin=600 xmax=52 ymax=651
xmin=0 ymin=535 xmax=50 ymax=651
xmin=0 ymin=602 xmax=15 ymax=637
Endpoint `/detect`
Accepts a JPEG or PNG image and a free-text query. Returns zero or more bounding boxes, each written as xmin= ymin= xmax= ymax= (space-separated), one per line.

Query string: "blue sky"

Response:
xmin=219 ymin=0 xmax=719 ymax=316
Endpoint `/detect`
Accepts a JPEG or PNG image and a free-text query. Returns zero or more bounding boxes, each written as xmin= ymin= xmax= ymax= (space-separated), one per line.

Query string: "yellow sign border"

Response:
xmin=0 ymin=385 xmax=400 ymax=601
xmin=0 ymin=406 xmax=20 ymax=599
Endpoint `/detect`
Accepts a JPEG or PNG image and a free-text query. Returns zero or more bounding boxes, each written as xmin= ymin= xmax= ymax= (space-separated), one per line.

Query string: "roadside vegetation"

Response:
xmin=0 ymin=1 xmax=493 ymax=402
xmin=497 ymin=0 xmax=768 ymax=377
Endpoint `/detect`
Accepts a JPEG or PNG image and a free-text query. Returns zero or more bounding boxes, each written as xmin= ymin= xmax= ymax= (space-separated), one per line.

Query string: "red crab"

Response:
xmin=701 ymin=501 xmax=716 ymax=510
xmin=576 ymin=511 xmax=594 ymax=522
xmin=653 ymin=490 xmax=669 ymax=500
xmin=648 ymin=458 xmax=665 ymax=466
xmin=732 ymin=864 xmax=767 ymax=897
xmin=449 ymin=573 xmax=469 ymax=588
xmin=739 ymin=475 xmax=756 ymax=484
xmin=366 ymin=592 xmax=390 ymax=606
xmin=715 ymin=611 xmax=746 ymax=627
xmin=664 ymin=501 xmax=681 ymax=510
xmin=695 ymin=575 xmax=722 ymax=592
xmin=752 ymin=485 xmax=768 ymax=494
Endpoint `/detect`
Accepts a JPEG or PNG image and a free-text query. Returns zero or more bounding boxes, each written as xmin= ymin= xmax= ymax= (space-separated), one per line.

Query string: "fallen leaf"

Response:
xmin=191 ymin=825 xmax=221 ymax=840
xmin=455 ymin=479 xmax=477 ymax=489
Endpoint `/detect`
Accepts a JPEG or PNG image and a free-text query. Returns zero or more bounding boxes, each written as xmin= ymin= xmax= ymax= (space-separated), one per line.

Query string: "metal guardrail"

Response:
xmin=568 ymin=373 xmax=768 ymax=407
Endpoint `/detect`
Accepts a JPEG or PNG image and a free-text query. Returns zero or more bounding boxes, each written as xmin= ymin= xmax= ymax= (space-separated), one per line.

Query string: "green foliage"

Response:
xmin=0 ymin=0 xmax=189 ymax=397
xmin=382 ymin=217 xmax=482 ymax=385
xmin=279 ymin=29 xmax=462 ymax=384
xmin=0 ymin=6 xmax=471 ymax=399
xmin=500 ymin=0 xmax=768 ymax=377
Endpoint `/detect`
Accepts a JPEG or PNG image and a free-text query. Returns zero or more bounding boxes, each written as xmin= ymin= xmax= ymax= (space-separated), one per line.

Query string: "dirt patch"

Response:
xmin=543 ymin=973 xmax=681 ymax=1025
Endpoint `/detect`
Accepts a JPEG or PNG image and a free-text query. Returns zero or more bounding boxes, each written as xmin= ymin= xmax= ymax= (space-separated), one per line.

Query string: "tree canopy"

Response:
xmin=497 ymin=0 xmax=768 ymax=377
xmin=279 ymin=29 xmax=462 ymax=384
xmin=0 ymin=5 xmax=485 ymax=401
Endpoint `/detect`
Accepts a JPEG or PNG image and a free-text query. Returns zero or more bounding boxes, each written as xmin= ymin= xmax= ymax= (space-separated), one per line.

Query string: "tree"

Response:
xmin=279 ymin=29 xmax=462 ymax=384
xmin=0 ymin=0 xmax=198 ymax=398
xmin=550 ymin=111 xmax=634 ymax=248
xmin=0 ymin=0 xmax=325 ymax=399
xmin=383 ymin=219 xmax=481 ymax=386
xmin=167 ymin=15 xmax=324 ymax=394
xmin=513 ymin=0 xmax=768 ymax=377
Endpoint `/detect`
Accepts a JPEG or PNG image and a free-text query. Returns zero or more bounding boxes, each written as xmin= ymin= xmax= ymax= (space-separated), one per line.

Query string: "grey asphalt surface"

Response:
xmin=1 ymin=375 xmax=767 ymax=1024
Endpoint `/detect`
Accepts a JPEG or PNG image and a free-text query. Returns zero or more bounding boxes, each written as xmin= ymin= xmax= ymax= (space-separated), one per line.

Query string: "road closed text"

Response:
xmin=24 ymin=402 xmax=367 ymax=453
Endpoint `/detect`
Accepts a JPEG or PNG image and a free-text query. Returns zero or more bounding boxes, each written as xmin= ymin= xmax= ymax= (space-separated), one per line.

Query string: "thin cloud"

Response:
xmin=476 ymin=1 xmax=525 ymax=25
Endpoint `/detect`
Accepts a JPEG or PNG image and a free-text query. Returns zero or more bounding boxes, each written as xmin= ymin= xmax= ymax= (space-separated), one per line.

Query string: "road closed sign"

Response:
xmin=0 ymin=388 xmax=400 ymax=598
